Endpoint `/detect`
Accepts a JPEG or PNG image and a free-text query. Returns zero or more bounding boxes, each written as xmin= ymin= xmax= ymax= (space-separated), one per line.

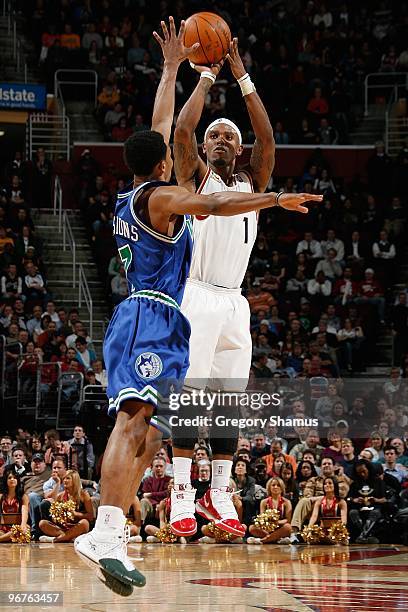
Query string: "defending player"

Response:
xmin=75 ymin=19 xmax=322 ymax=594
xmin=168 ymin=39 xmax=279 ymax=538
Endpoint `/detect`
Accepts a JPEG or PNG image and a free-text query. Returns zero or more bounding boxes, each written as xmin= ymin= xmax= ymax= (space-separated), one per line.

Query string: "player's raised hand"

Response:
xmin=226 ymin=37 xmax=247 ymax=80
xmin=188 ymin=59 xmax=224 ymax=78
xmin=274 ymin=193 xmax=323 ymax=214
xmin=153 ymin=16 xmax=199 ymax=65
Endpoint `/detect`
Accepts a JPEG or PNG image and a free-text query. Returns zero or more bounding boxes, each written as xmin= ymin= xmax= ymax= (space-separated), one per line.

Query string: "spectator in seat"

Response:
xmin=140 ymin=458 xmax=171 ymax=523
xmin=337 ymin=318 xmax=364 ymax=372
xmin=274 ymin=121 xmax=289 ymax=144
xmin=348 ymin=459 xmax=387 ymax=543
xmin=340 ymin=438 xmax=358 ymax=477
xmin=307 ymin=87 xmax=329 ymax=116
xmin=1 ymin=263 xmax=23 ymax=301
xmin=355 ymin=268 xmax=386 ymax=323
xmin=92 ymin=359 xmax=108 ymax=386
xmin=250 ymin=434 xmax=271 ymax=460
xmin=43 ymin=433 xmax=69 ymax=468
xmin=232 ymin=458 xmax=256 ymax=526
xmin=247 ymin=281 xmax=275 ymax=313
xmin=67 ymin=426 xmax=95 ymax=480
xmin=321 ymin=229 xmax=344 ymax=262
xmin=372 ymin=229 xmax=396 ymax=282
xmin=60 ymin=23 xmax=80 ymax=50
xmin=24 ymin=262 xmax=48 ymax=304
xmin=41 ymin=301 xmax=61 ymax=329
xmin=22 ymin=453 xmax=50 ymax=540
xmin=82 ymin=23 xmax=103 ymax=50
xmin=333 ymin=266 xmax=358 ymax=306
xmin=75 ymin=336 xmax=96 ymax=370
xmin=104 ymin=103 xmax=125 ymax=134
xmin=313 ymin=169 xmax=336 ymax=195
xmin=317 ymin=118 xmax=338 ymax=144
xmin=314 ymin=248 xmax=342 ymax=280
xmin=345 ymin=230 xmax=368 ymax=271
xmin=289 ymin=429 xmax=324 ymax=463
xmin=307 ymin=270 xmax=332 ymax=302
xmin=381 ymin=446 xmax=408 ymax=483
xmin=296 ymin=231 xmax=323 ymax=260
xmin=111 ymin=117 xmax=133 ymax=143
xmin=26 ymin=305 xmax=43 ymax=338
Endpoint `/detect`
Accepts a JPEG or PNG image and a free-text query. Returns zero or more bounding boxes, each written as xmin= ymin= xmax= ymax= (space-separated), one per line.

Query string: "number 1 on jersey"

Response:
xmin=243 ymin=216 xmax=249 ymax=244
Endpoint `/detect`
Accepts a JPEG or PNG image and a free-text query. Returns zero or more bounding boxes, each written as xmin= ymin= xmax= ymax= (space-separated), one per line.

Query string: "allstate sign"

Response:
xmin=0 ymin=83 xmax=46 ymax=110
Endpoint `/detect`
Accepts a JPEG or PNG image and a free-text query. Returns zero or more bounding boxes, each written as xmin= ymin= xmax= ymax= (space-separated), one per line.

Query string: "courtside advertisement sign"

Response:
xmin=0 ymin=83 xmax=46 ymax=110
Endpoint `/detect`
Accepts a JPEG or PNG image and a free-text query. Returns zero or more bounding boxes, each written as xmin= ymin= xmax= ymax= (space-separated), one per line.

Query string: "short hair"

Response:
xmin=124 ymin=130 xmax=167 ymax=176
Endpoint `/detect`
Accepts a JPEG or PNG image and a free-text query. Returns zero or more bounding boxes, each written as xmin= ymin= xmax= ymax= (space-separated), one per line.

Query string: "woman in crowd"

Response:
xmin=281 ymin=462 xmax=299 ymax=507
xmin=232 ymin=459 xmax=256 ymax=527
xmin=295 ymin=460 xmax=317 ymax=493
xmin=337 ymin=318 xmax=364 ymax=371
xmin=39 ymin=469 xmax=93 ymax=542
xmin=0 ymin=470 xmax=29 ymax=542
xmin=247 ymin=477 xmax=292 ymax=544
xmin=270 ymin=453 xmax=286 ymax=478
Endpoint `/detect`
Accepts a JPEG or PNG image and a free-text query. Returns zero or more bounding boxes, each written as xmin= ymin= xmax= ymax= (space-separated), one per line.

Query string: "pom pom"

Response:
xmin=301 ymin=524 xmax=325 ymax=544
xmin=207 ymin=522 xmax=234 ymax=542
xmin=327 ymin=522 xmax=349 ymax=545
xmin=49 ymin=499 xmax=76 ymax=527
xmin=253 ymin=508 xmax=280 ymax=534
xmin=155 ymin=524 xmax=178 ymax=543
xmin=10 ymin=524 xmax=31 ymax=543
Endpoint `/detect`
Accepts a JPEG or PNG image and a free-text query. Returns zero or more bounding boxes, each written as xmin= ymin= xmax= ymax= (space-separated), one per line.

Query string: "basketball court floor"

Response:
xmin=2 ymin=543 xmax=407 ymax=611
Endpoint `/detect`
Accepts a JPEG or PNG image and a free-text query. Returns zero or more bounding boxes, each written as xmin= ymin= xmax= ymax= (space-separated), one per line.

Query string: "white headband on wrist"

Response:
xmin=204 ymin=118 xmax=242 ymax=145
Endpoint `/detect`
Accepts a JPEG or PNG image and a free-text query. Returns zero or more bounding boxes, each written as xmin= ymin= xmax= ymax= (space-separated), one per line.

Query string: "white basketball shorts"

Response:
xmin=181 ymin=278 xmax=252 ymax=391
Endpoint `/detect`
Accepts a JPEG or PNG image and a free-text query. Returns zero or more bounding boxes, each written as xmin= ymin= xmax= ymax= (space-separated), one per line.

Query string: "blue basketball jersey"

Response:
xmin=113 ymin=181 xmax=193 ymax=305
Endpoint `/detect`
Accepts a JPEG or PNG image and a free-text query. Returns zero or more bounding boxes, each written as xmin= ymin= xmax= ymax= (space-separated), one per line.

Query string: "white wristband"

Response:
xmin=200 ymin=71 xmax=216 ymax=84
xmin=238 ymin=73 xmax=256 ymax=96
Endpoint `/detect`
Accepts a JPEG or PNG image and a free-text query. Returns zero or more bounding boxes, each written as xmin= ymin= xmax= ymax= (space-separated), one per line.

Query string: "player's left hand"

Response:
xmin=153 ymin=16 xmax=199 ymax=65
xmin=226 ymin=37 xmax=247 ymax=80
xmin=277 ymin=193 xmax=323 ymax=214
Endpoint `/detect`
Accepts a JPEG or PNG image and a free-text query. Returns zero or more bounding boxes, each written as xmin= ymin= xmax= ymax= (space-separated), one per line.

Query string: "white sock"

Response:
xmin=95 ymin=505 xmax=126 ymax=531
xmin=173 ymin=457 xmax=192 ymax=487
xmin=211 ymin=460 xmax=232 ymax=490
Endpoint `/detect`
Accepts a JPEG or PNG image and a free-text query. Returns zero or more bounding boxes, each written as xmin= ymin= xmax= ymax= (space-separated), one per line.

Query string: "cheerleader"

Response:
xmin=145 ymin=479 xmax=187 ymax=543
xmin=0 ymin=470 xmax=29 ymax=542
xmin=308 ymin=477 xmax=347 ymax=529
xmin=247 ymin=477 xmax=292 ymax=544
xmin=302 ymin=476 xmax=348 ymax=544
xmin=39 ymin=470 xmax=93 ymax=542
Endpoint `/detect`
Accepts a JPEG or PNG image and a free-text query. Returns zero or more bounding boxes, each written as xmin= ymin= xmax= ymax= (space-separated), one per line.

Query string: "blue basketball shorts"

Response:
xmin=104 ymin=292 xmax=190 ymax=437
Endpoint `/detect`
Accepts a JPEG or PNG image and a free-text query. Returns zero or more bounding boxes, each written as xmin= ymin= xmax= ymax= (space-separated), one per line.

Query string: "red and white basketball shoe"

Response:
xmin=170 ymin=485 xmax=197 ymax=537
xmin=195 ymin=487 xmax=246 ymax=536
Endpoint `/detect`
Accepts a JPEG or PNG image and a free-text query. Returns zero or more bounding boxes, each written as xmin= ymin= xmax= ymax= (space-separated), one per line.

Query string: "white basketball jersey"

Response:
xmin=189 ymin=168 xmax=257 ymax=289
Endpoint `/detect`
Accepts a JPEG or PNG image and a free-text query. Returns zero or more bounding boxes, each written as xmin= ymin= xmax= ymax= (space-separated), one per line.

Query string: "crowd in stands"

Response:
xmin=24 ymin=0 xmax=408 ymax=143
xmin=1 ymin=421 xmax=408 ymax=544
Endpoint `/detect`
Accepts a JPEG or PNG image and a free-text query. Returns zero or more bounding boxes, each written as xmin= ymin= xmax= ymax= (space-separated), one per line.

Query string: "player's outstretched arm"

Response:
xmin=227 ymin=38 xmax=275 ymax=193
xmin=151 ymin=17 xmax=199 ymax=181
xmin=150 ymin=187 xmax=323 ymax=218
xmin=173 ymin=64 xmax=221 ymax=191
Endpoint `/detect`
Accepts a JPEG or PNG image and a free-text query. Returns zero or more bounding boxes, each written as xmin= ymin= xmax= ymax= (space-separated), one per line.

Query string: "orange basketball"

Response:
xmin=184 ymin=12 xmax=231 ymax=66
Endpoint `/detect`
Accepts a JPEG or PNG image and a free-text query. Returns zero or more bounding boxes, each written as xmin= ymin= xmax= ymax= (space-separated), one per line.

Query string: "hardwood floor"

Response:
xmin=1 ymin=543 xmax=407 ymax=611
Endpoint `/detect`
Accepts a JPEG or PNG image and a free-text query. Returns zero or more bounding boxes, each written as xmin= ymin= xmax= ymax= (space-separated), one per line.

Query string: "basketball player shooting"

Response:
xmin=74 ymin=18 xmax=322 ymax=595
xmin=169 ymin=38 xmax=320 ymax=538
